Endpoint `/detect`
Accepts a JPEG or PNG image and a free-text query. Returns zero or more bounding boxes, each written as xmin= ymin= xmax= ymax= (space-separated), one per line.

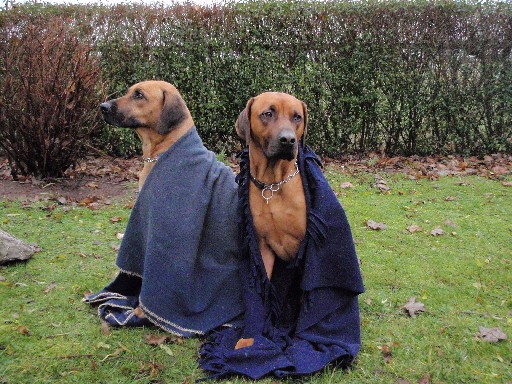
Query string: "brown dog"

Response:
xmin=100 ymin=80 xmax=194 ymax=190
xmin=234 ymin=91 xmax=308 ymax=349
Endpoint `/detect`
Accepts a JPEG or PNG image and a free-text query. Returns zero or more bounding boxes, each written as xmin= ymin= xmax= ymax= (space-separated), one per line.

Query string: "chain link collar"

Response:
xmin=249 ymin=162 xmax=299 ymax=204
xmin=142 ymin=156 xmax=159 ymax=163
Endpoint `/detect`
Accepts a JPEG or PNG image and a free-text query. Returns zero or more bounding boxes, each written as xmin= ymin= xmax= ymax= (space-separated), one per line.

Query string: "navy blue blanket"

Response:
xmin=199 ymin=145 xmax=364 ymax=379
xmin=84 ymin=127 xmax=244 ymax=336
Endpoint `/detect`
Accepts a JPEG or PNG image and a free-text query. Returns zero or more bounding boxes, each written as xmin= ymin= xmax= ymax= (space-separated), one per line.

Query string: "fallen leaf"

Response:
xmin=44 ymin=282 xmax=57 ymax=294
xmin=491 ymin=165 xmax=508 ymax=175
xmin=378 ymin=344 xmax=392 ymax=363
xmin=116 ymin=232 xmax=124 ymax=240
xmin=444 ymin=219 xmax=457 ymax=228
xmin=144 ymin=333 xmax=169 ymax=346
xmin=100 ymin=321 xmax=111 ymax=336
xmin=340 ymin=182 xmax=354 ymax=189
xmin=476 ymin=327 xmax=507 ymax=343
xmin=418 ymin=373 xmax=431 ymax=384
xmin=159 ymin=343 xmax=174 ymax=356
xmin=56 ymin=196 xmax=67 ymax=205
xmin=407 ymin=225 xmax=423 ymax=233
xmin=17 ymin=326 xmax=32 ymax=336
xmin=375 ymin=175 xmax=391 ymax=192
xmin=101 ymin=348 xmax=124 ymax=362
xmin=502 ymin=181 xmax=512 ymax=187
xmin=403 ymin=297 xmax=426 ymax=317
xmin=430 ymin=227 xmax=445 ymax=236
xmin=79 ymin=196 xmax=99 ymax=206
xmin=366 ymin=220 xmax=387 ymax=230
xmin=110 ymin=216 xmax=122 ymax=223
xmin=138 ymin=361 xmax=164 ymax=378
xmin=87 ymin=182 xmax=98 ymax=189
xmin=444 ymin=196 xmax=457 ymax=201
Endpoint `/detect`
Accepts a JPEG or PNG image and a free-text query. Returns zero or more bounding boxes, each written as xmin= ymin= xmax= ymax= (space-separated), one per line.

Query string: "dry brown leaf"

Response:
xmin=378 ymin=344 xmax=392 ymax=363
xmin=340 ymin=182 xmax=354 ymax=189
xmin=418 ymin=373 xmax=431 ymax=384
xmin=444 ymin=219 xmax=457 ymax=228
xmin=403 ymin=297 xmax=426 ymax=317
xmin=444 ymin=196 xmax=457 ymax=201
xmin=110 ymin=216 xmax=122 ymax=223
xmin=502 ymin=181 xmax=512 ymax=187
xmin=17 ymin=325 xmax=32 ymax=336
xmin=407 ymin=225 xmax=423 ymax=233
xmin=476 ymin=327 xmax=507 ymax=343
xmin=144 ymin=333 xmax=169 ymax=346
xmin=100 ymin=321 xmax=111 ymax=336
xmin=44 ymin=282 xmax=57 ymax=294
xmin=366 ymin=220 xmax=387 ymax=230
xmin=430 ymin=227 xmax=445 ymax=236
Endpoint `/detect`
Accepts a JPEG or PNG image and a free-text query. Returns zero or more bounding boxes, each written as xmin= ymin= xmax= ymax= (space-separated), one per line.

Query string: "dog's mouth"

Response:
xmin=100 ymin=102 xmax=142 ymax=129
xmin=265 ymin=141 xmax=298 ymax=161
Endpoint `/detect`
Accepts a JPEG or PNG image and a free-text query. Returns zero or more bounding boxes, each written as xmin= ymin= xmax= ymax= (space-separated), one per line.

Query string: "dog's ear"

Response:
xmin=301 ymin=100 xmax=308 ymax=147
xmin=157 ymin=90 xmax=187 ymax=135
xmin=235 ymin=97 xmax=254 ymax=144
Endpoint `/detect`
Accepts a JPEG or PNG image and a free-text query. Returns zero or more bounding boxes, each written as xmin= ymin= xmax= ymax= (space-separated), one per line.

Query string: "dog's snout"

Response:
xmin=278 ymin=131 xmax=297 ymax=147
xmin=100 ymin=102 xmax=112 ymax=113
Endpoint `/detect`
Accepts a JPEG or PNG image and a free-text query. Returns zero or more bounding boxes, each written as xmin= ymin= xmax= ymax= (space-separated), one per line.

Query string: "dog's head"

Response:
xmin=100 ymin=81 xmax=190 ymax=135
xmin=236 ymin=92 xmax=307 ymax=161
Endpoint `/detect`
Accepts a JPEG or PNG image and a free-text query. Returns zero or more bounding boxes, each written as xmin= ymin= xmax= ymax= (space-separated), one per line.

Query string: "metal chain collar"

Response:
xmin=249 ymin=162 xmax=300 ymax=204
xmin=142 ymin=156 xmax=159 ymax=163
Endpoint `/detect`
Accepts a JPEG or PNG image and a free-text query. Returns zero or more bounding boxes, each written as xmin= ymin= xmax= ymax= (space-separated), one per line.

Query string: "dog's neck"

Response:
xmin=249 ymin=148 xmax=297 ymax=185
xmin=135 ymin=117 xmax=194 ymax=189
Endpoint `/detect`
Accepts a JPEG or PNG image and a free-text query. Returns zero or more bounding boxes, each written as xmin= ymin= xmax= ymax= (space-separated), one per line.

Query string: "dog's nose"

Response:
xmin=100 ymin=102 xmax=111 ymax=113
xmin=278 ymin=131 xmax=297 ymax=147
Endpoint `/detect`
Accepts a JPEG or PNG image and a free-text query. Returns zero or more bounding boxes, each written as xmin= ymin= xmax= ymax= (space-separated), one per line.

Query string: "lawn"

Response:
xmin=0 ymin=167 xmax=510 ymax=384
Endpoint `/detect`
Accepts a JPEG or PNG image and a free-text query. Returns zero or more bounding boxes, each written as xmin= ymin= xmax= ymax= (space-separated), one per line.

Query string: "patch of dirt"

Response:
xmin=0 ymin=156 xmax=140 ymax=203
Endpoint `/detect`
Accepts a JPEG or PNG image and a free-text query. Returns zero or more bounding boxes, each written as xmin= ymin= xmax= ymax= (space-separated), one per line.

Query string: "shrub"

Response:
xmin=0 ymin=16 xmax=105 ymax=179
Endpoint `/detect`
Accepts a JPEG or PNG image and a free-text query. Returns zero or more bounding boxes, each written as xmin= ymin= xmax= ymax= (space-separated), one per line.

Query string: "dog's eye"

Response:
xmin=261 ymin=111 xmax=273 ymax=119
xmin=133 ymin=90 xmax=144 ymax=100
xmin=294 ymin=114 xmax=302 ymax=122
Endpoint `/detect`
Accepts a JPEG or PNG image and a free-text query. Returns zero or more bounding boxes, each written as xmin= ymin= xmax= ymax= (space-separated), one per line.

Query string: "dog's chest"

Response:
xmin=250 ymin=179 xmax=306 ymax=261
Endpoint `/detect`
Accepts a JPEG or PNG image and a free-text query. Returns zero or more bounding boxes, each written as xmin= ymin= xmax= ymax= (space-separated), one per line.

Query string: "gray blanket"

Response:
xmin=85 ymin=127 xmax=244 ymax=336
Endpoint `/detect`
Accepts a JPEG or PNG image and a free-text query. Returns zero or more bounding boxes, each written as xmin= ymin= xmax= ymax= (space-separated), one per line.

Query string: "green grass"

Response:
xmin=1 ymin=170 xmax=511 ymax=384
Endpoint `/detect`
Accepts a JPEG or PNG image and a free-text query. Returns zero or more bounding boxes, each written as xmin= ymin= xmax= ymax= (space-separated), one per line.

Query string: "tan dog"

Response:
xmin=236 ymin=92 xmax=308 ymax=280
xmin=100 ymin=80 xmax=194 ymax=320
xmin=234 ymin=92 xmax=308 ymax=349
xmin=100 ymin=80 xmax=194 ymax=190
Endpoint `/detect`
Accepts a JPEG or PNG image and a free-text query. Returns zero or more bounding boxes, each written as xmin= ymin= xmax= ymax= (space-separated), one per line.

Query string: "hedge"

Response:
xmin=1 ymin=0 xmax=511 ymax=158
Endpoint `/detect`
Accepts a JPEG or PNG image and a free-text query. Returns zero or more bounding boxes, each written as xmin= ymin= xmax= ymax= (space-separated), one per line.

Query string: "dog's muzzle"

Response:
xmin=100 ymin=101 xmax=117 ymax=125
xmin=266 ymin=129 xmax=297 ymax=161
xmin=99 ymin=101 xmax=142 ymax=128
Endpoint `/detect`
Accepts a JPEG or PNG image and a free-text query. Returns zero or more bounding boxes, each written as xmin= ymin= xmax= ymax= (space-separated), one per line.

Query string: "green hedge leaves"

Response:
xmin=1 ymin=0 xmax=511 ymax=157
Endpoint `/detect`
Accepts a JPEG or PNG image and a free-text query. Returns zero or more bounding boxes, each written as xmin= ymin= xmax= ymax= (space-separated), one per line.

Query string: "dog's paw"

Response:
xmin=234 ymin=338 xmax=254 ymax=350
xmin=133 ymin=306 xmax=145 ymax=318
